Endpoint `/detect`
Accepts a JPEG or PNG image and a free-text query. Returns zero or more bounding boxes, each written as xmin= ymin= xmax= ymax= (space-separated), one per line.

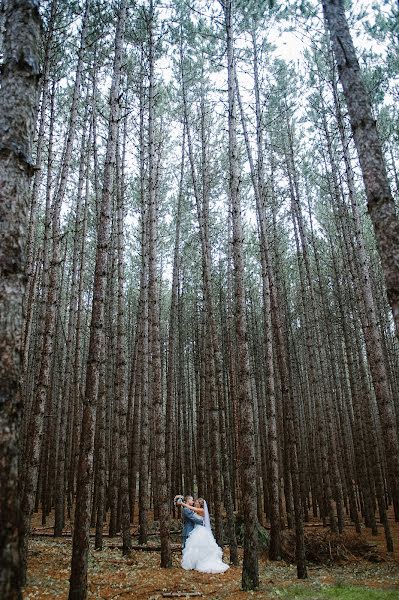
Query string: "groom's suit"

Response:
xmin=182 ymin=507 xmax=203 ymax=548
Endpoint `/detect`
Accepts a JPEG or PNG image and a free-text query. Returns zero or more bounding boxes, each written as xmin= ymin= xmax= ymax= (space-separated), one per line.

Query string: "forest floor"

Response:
xmin=24 ymin=512 xmax=399 ymax=600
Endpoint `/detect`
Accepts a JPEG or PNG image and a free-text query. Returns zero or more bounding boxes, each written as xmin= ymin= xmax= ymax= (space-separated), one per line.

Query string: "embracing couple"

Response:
xmin=175 ymin=495 xmax=229 ymax=574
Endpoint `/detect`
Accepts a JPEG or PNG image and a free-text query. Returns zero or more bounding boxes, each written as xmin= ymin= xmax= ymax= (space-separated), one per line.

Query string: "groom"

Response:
xmin=178 ymin=495 xmax=203 ymax=548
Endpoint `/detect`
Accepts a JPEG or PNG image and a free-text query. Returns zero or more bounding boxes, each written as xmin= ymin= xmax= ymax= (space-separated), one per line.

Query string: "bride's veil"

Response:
xmin=203 ymin=500 xmax=212 ymax=533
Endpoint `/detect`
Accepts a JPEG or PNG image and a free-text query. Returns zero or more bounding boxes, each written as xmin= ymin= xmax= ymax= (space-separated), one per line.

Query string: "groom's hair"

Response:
xmin=184 ymin=494 xmax=193 ymax=502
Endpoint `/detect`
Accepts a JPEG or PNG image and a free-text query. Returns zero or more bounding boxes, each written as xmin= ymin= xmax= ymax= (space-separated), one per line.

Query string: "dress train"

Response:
xmin=182 ymin=525 xmax=229 ymax=574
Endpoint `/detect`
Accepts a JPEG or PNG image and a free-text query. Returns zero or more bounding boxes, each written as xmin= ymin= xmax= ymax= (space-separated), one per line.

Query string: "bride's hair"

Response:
xmin=196 ymin=498 xmax=205 ymax=508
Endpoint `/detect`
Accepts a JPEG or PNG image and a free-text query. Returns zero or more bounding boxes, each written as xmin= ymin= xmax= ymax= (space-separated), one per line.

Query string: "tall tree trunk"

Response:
xmin=0 ymin=2 xmax=41 ymax=598
xmin=68 ymin=2 xmax=126 ymax=597
xmin=146 ymin=0 xmax=171 ymax=567
xmin=54 ymin=97 xmax=91 ymax=537
xmin=116 ymin=105 xmax=132 ymax=555
xmin=138 ymin=188 xmax=150 ymax=545
xmin=322 ymin=0 xmax=399 ymax=339
xmin=222 ymin=0 xmax=258 ymax=590
xmin=166 ymin=125 xmax=184 ymax=499
xmin=22 ymin=0 xmax=57 ymax=398
xmin=21 ymin=0 xmax=91 ymax=581
xmin=236 ymin=63 xmax=281 ymax=561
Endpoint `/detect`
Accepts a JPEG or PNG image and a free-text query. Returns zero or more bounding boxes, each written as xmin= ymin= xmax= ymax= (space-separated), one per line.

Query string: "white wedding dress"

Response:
xmin=181 ymin=501 xmax=229 ymax=574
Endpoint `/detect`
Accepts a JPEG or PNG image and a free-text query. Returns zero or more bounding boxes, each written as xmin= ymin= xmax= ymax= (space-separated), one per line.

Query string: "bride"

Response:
xmin=179 ymin=498 xmax=229 ymax=574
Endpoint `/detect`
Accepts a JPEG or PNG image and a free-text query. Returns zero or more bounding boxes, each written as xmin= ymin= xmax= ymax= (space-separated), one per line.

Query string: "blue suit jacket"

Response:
xmin=182 ymin=507 xmax=203 ymax=547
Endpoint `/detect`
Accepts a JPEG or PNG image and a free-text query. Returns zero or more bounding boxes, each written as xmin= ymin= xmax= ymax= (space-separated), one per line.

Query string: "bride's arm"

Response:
xmin=180 ymin=503 xmax=204 ymax=516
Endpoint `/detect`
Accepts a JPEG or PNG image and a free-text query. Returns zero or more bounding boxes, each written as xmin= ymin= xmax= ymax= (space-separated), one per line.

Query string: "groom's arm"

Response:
xmin=182 ymin=507 xmax=203 ymax=525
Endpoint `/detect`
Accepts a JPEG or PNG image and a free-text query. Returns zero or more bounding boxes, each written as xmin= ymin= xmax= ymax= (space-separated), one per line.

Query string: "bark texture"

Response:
xmin=0 ymin=1 xmax=41 ymax=599
xmin=322 ymin=0 xmax=399 ymax=338
xmin=223 ymin=0 xmax=259 ymax=590
xmin=68 ymin=2 xmax=126 ymax=597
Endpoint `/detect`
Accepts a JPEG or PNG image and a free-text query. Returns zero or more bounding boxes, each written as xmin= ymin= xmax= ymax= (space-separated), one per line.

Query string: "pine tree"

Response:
xmin=0 ymin=2 xmax=41 ymax=598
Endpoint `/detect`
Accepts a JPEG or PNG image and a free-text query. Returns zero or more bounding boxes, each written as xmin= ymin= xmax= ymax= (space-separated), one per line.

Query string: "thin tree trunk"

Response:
xmin=116 ymin=105 xmax=131 ymax=555
xmin=146 ymin=0 xmax=170 ymax=567
xmin=222 ymin=0 xmax=258 ymax=589
xmin=54 ymin=98 xmax=91 ymax=537
xmin=68 ymin=2 xmax=126 ymax=597
xmin=236 ymin=66 xmax=281 ymax=560
xmin=166 ymin=125 xmax=184 ymax=499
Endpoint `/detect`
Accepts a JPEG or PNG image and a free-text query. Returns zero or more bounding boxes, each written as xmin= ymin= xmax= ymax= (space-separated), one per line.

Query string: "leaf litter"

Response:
xmin=24 ymin=534 xmax=399 ymax=599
